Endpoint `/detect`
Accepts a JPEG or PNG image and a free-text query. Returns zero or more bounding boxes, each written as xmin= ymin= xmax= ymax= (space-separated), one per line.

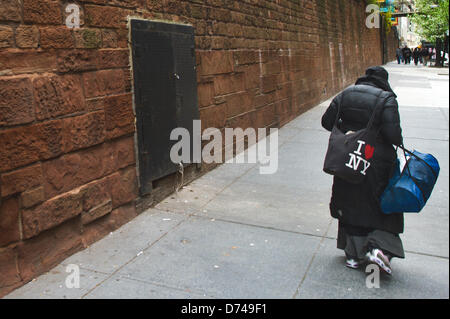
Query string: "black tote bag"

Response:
xmin=323 ymin=92 xmax=384 ymax=184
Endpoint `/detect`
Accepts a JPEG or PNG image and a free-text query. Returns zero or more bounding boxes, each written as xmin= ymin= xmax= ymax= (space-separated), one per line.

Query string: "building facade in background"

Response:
xmin=395 ymin=0 xmax=421 ymax=47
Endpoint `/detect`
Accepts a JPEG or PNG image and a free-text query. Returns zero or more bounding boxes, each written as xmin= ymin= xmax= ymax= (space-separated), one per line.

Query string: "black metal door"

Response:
xmin=131 ymin=20 xmax=200 ymax=195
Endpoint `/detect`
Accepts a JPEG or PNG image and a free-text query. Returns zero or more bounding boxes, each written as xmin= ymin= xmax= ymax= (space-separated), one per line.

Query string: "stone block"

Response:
xmin=15 ymin=25 xmax=39 ymax=48
xmin=0 ymin=0 xmax=21 ymax=22
xmin=33 ymin=74 xmax=85 ymax=121
xmin=0 ymin=76 xmax=34 ymax=126
xmin=0 ymin=120 xmax=64 ymax=173
xmin=23 ymin=0 xmax=62 ymax=25
xmin=22 ymin=188 xmax=84 ymax=239
xmin=63 ymin=111 xmax=106 ymax=153
xmin=82 ymin=69 xmax=126 ymax=98
xmin=198 ymin=51 xmax=234 ymax=76
xmin=103 ymin=93 xmax=135 ymax=140
xmin=39 ymin=27 xmax=74 ymax=49
xmin=0 ymin=163 xmax=43 ymax=197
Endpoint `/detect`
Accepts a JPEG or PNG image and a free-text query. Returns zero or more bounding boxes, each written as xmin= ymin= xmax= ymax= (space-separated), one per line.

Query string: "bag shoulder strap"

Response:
xmin=366 ymin=90 xmax=387 ymax=131
xmin=333 ymin=90 xmax=346 ymax=127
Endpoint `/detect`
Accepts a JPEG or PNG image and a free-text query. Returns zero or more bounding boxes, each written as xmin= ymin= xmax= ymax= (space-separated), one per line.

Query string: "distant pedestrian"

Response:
xmin=421 ymin=47 xmax=431 ymax=66
xmin=396 ymin=47 xmax=403 ymax=64
xmin=321 ymin=66 xmax=405 ymax=275
xmin=402 ymin=46 xmax=412 ymax=64
xmin=413 ymin=47 xmax=420 ymax=66
xmin=417 ymin=45 xmax=424 ymax=64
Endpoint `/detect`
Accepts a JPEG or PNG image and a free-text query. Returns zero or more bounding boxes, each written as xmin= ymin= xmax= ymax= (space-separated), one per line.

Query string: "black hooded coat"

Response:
xmin=321 ymin=67 xmax=404 ymax=234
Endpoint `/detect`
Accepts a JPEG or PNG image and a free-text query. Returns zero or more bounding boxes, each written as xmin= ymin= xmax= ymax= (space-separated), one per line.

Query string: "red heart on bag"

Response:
xmin=365 ymin=144 xmax=375 ymax=160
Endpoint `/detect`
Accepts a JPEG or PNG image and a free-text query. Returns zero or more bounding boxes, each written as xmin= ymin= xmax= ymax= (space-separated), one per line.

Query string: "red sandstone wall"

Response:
xmin=0 ymin=0 xmax=394 ymax=296
xmin=386 ymin=26 xmax=400 ymax=63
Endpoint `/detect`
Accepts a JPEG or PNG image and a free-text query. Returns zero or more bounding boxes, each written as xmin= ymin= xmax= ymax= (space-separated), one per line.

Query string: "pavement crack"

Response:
xmin=292 ymin=218 xmax=333 ymax=299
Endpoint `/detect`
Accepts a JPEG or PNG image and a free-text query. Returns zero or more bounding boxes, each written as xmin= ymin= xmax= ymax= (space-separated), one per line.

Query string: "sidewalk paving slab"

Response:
xmin=112 ymin=216 xmax=323 ymax=299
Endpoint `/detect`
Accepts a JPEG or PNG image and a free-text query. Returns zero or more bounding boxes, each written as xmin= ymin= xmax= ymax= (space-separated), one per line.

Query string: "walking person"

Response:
xmin=396 ymin=47 xmax=403 ymax=64
xmin=417 ymin=45 xmax=424 ymax=64
xmin=421 ymin=47 xmax=430 ymax=66
xmin=321 ymin=66 xmax=405 ymax=275
xmin=413 ymin=47 xmax=420 ymax=66
xmin=403 ymin=46 xmax=412 ymax=64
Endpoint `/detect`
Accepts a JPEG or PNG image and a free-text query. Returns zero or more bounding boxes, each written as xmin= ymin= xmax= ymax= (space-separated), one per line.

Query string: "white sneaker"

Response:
xmin=345 ymin=259 xmax=360 ymax=269
xmin=366 ymin=249 xmax=392 ymax=275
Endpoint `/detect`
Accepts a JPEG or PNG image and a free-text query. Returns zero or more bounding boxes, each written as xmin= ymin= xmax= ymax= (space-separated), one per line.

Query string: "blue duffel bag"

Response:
xmin=380 ymin=146 xmax=440 ymax=214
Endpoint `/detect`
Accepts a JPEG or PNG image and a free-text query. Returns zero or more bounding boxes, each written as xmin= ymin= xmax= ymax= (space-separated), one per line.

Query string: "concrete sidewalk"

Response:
xmin=5 ymin=62 xmax=449 ymax=299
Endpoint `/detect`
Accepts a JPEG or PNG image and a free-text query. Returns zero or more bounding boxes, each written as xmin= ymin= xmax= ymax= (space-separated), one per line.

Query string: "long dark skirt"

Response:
xmin=337 ymin=221 xmax=405 ymax=261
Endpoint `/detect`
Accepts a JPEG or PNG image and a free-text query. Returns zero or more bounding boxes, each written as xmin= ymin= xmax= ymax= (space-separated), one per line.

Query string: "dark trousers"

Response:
xmin=337 ymin=222 xmax=405 ymax=261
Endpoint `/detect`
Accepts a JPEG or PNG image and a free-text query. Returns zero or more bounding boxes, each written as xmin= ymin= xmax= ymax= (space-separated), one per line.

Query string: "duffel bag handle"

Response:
xmin=396 ymin=144 xmax=438 ymax=179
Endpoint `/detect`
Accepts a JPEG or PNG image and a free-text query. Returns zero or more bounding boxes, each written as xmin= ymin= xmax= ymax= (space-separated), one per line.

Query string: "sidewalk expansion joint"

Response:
xmin=404 ymin=250 xmax=449 ymax=260
xmin=291 ymin=218 xmax=333 ymax=299
xmin=404 ymin=136 xmax=449 ymax=142
xmin=190 ymin=213 xmax=333 ymax=240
